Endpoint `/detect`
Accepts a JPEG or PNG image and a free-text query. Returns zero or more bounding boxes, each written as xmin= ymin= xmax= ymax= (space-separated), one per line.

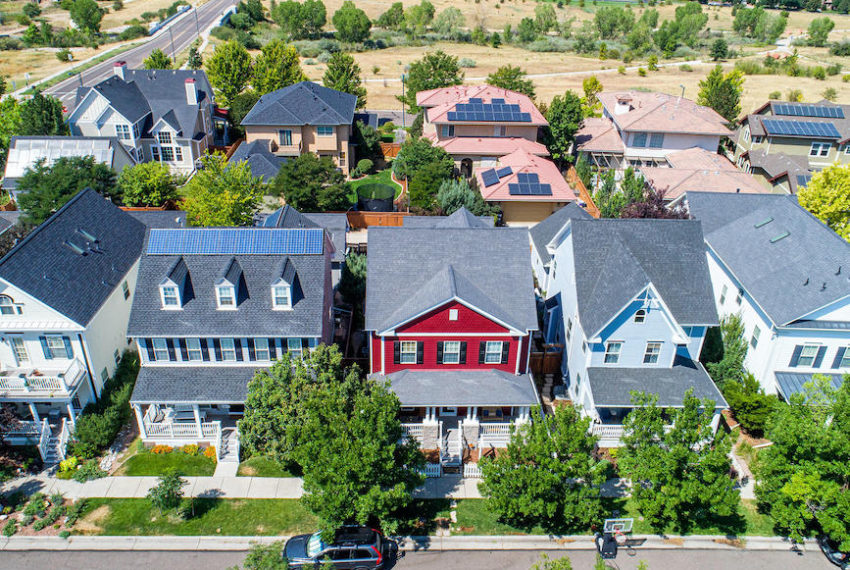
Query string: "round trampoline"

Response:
xmin=356 ymin=183 xmax=396 ymax=212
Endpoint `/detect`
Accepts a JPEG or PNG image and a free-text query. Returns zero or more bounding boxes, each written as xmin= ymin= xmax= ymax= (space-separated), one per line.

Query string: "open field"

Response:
xmin=0 ymin=45 xmax=102 ymax=90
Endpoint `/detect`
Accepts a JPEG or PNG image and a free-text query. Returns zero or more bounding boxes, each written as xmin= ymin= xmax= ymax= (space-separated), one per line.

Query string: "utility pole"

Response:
xmin=194 ymin=7 xmax=200 ymax=38
xmin=169 ymin=27 xmax=176 ymax=61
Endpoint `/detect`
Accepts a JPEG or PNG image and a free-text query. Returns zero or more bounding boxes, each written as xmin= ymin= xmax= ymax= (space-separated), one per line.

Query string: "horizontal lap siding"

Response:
xmin=396 ymin=301 xmax=509 ymax=334
xmin=379 ymin=335 xmax=523 ymax=374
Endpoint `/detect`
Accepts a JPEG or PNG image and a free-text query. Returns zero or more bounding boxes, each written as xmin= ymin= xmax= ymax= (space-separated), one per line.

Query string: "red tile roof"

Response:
xmin=474 ymin=150 xmax=578 ymax=202
xmin=600 ymin=91 xmax=732 ymax=137
xmin=418 ymin=85 xmax=547 ymax=126
xmin=575 ymin=117 xmax=625 ymax=153
xmin=431 ymin=136 xmax=549 ymax=157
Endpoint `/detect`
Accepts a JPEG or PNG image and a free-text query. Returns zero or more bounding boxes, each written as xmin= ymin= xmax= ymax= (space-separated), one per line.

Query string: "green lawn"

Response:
xmin=121 ymin=452 xmax=216 ymax=476
xmin=237 ymin=456 xmax=296 ymax=478
xmin=77 ymin=498 xmax=318 ymax=536
xmin=348 ymin=169 xmax=402 ymax=202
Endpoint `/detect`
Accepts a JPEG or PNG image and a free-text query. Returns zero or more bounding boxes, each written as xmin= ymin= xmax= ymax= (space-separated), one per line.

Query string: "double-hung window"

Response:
xmin=440 ymin=125 xmax=455 ymax=137
xmin=797 ymin=344 xmax=819 ymax=367
xmin=217 ymin=285 xmax=235 ymax=309
xmin=494 ymin=125 xmax=507 ymax=137
xmin=288 ymin=338 xmax=303 ymax=359
xmin=484 ymin=341 xmax=503 ymax=364
xmin=122 ymin=280 xmax=130 ymax=300
xmin=254 ymin=338 xmax=270 ymax=361
xmin=735 ymin=288 xmax=744 ymax=305
xmin=161 ymin=285 xmax=179 ymax=308
xmin=220 ymin=338 xmax=237 ymax=361
xmin=272 ymin=285 xmax=291 ymax=309
xmin=632 ymin=132 xmax=647 ymax=147
xmin=566 ymin=318 xmax=572 ymax=343
xmin=186 ymin=338 xmax=202 ymax=361
xmin=400 ymin=341 xmax=417 ymax=364
xmin=10 ymin=337 xmax=28 ymax=365
xmin=648 ymin=133 xmax=664 ymax=148
xmin=115 ymin=124 xmax=131 ymax=140
xmin=152 ymin=338 xmax=169 ymax=361
xmin=278 ymin=129 xmax=292 ymax=146
xmin=442 ymin=341 xmax=461 ymax=364
xmin=719 ymin=284 xmax=728 ymax=305
xmin=643 ymin=341 xmax=662 ymax=364
xmin=750 ymin=326 xmax=761 ymax=349
xmin=317 ymin=126 xmax=334 ymax=137
xmin=840 ymin=347 xmax=850 ymax=368
xmin=604 ymin=341 xmax=622 ymax=364
xmin=810 ymin=142 xmax=831 ymax=157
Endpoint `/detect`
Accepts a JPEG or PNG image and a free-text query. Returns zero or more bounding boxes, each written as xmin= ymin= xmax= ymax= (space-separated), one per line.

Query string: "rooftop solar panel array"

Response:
xmin=509 ymin=172 xmax=552 ymax=196
xmin=447 ymin=100 xmax=532 ymax=123
xmin=147 ymin=228 xmax=324 ymax=255
xmin=480 ymin=166 xmax=514 ymax=187
xmin=761 ymin=119 xmax=841 ymax=139
xmin=773 ymin=103 xmax=844 ymax=119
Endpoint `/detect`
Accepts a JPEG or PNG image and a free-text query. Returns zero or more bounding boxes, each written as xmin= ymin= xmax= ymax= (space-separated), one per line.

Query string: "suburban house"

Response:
xmin=417 ymin=85 xmax=549 ymax=177
xmin=240 ymin=81 xmax=357 ymax=176
xmin=403 ymin=209 xmax=494 ymax=228
xmin=473 ymin=149 xmax=579 ymax=226
xmin=686 ymin=192 xmax=850 ymax=400
xmin=575 ymin=91 xmax=732 ymax=170
xmin=127 ymin=227 xmax=334 ymax=464
xmin=529 ymin=203 xmax=593 ymax=295
xmin=0 ymin=189 xmax=145 ymax=463
xmin=2 ymin=136 xmax=135 ymax=197
xmin=68 ymin=63 xmax=215 ymax=174
xmin=365 ymin=208 xmax=539 ymax=476
xmin=542 ymin=216 xmax=725 ymax=447
xmin=639 ymin=147 xmax=767 ymax=206
xmin=734 ymin=101 xmax=850 ymax=193
xmin=228 ymin=139 xmax=289 ymax=182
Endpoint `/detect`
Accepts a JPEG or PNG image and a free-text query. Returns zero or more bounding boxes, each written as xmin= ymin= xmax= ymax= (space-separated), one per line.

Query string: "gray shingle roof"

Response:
xmin=241 ymin=81 xmax=356 ymax=126
xmin=0 ymin=212 xmax=21 ymax=235
xmin=130 ymin=366 xmax=261 ymax=403
xmin=365 ymin=226 xmax=537 ymax=333
xmin=587 ymin=356 xmax=726 ymax=408
xmin=571 ymin=219 xmax=718 ymax=338
xmin=529 ymin=203 xmax=593 ymax=265
xmin=402 ymin=208 xmax=495 ymax=228
xmin=127 ymin=230 xmax=329 ymax=337
xmin=0 ymin=188 xmax=145 ymax=326
xmin=229 ymin=139 xmax=289 ymax=181
xmin=127 ymin=211 xmax=188 ymax=228
xmin=381 ymin=369 xmax=539 ymax=406
xmin=262 ymin=206 xmax=347 ymax=263
xmin=687 ymin=192 xmax=850 ymax=326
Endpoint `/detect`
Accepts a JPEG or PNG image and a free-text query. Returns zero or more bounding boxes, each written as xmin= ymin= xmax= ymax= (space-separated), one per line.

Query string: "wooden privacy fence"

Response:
xmin=565 ymin=166 xmax=600 ymax=218
xmin=346 ymin=211 xmax=406 ymax=229
xmin=529 ymin=348 xmax=563 ymax=375
xmin=380 ymin=142 xmax=402 ymax=159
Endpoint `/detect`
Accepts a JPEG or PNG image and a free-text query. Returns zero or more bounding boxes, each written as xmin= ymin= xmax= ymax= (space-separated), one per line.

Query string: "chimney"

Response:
xmin=614 ymin=96 xmax=632 ymax=116
xmin=113 ymin=61 xmax=127 ymax=80
xmin=185 ymin=78 xmax=198 ymax=105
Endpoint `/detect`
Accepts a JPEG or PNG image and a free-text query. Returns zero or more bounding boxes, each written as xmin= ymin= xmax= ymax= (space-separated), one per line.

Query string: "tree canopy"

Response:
xmin=798 ymin=163 xmax=850 ymax=240
xmin=544 ymin=90 xmax=583 ymax=165
xmin=486 ymin=65 xmax=535 ymax=99
xmin=252 ymin=40 xmax=305 ymax=96
xmin=18 ymin=92 xmax=69 ymax=137
xmin=271 ymin=152 xmax=351 ymax=212
xmin=70 ymin=0 xmax=103 ymax=34
xmin=206 ymin=40 xmax=253 ymax=106
xmin=808 ymin=17 xmax=835 ymax=47
xmin=0 ymin=98 xmax=22 ymax=172
xmin=322 ymin=52 xmax=366 ymax=108
xmin=117 ymin=162 xmax=179 ymax=207
xmin=436 ymin=178 xmax=494 ymax=217
xmin=400 ymin=51 xmax=463 ymax=112
xmin=143 ymin=48 xmax=172 ymax=70
xmin=272 ymin=0 xmax=326 ymax=39
xmin=392 ymin=137 xmax=454 ymax=182
xmin=376 ymin=2 xmax=404 ymax=30
xmin=332 ymin=1 xmax=371 ymax=43
xmin=697 ymin=65 xmax=744 ymax=125
xmin=182 ymin=153 xmax=263 ymax=226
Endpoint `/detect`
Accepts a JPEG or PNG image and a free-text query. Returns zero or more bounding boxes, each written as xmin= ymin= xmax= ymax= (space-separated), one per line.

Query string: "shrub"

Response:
xmin=151 ymin=444 xmax=173 ymax=454
xmin=49 ymin=492 xmax=64 ymax=507
xmin=316 ymin=50 xmax=331 ymax=63
xmin=787 ymin=89 xmax=803 ymax=102
xmin=724 ymin=373 xmax=777 ymax=437
xmin=352 ymin=159 xmax=373 ymax=177
xmin=210 ymin=26 xmax=236 ymax=41
xmin=181 ymin=444 xmax=199 ymax=456
xmin=618 ymin=65 xmax=626 ymax=74
xmin=768 ymin=90 xmax=781 ymax=99
xmin=679 ymin=63 xmax=693 ymax=72
xmin=65 ymin=499 xmax=87 ymax=527
xmin=831 ymin=40 xmax=850 ymax=56
xmin=112 ymin=0 xmax=123 ymax=9
xmin=812 ymin=66 xmax=827 ymax=80
xmin=0 ymin=37 xmax=23 ymax=50
xmin=59 ymin=456 xmax=79 ymax=474
xmin=204 ymin=446 xmax=217 ymax=459
xmin=56 ymin=48 xmax=72 ymax=62
xmin=22 ymin=3 xmax=41 ymax=18
xmin=23 ymin=493 xmax=47 ymax=517
xmin=72 ymin=460 xmax=107 ymax=483
xmin=823 ymin=87 xmax=838 ymax=101
xmin=458 ymin=58 xmax=476 ymax=68
xmin=826 ymin=63 xmax=842 ymax=76
xmin=59 ymin=530 xmax=71 ymax=539
xmin=119 ymin=24 xmax=148 ymax=40
xmin=2 ymin=521 xmax=17 ymax=537
xmin=20 ymin=514 xmax=34 ymax=526
xmin=526 ymin=37 xmax=571 ymax=52
xmin=637 ymin=67 xmax=647 ymax=76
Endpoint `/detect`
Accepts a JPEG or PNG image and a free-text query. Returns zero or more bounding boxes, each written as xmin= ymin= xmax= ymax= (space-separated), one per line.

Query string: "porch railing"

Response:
xmin=143 ymin=420 xmax=221 ymax=441
xmin=5 ymin=420 xmax=43 ymax=437
xmin=590 ymin=423 xmax=674 ymax=444
xmin=0 ymin=360 xmax=84 ymax=396
xmin=401 ymin=423 xmax=424 ymax=444
xmin=36 ymin=419 xmax=50 ymax=461
xmin=478 ymin=422 xmax=514 ymax=448
xmin=57 ymin=418 xmax=72 ymax=462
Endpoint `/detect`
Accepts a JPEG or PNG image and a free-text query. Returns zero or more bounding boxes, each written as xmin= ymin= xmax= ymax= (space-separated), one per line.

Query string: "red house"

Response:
xmin=365 ymin=209 xmax=539 ymax=472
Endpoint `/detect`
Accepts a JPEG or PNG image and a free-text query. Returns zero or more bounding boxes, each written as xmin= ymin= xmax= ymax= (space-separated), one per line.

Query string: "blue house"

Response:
xmin=541 ymin=215 xmax=726 ymax=446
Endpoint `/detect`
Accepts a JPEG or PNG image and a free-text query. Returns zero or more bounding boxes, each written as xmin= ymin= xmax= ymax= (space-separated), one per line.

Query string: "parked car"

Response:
xmin=819 ymin=536 xmax=850 ymax=569
xmin=284 ymin=526 xmax=384 ymax=569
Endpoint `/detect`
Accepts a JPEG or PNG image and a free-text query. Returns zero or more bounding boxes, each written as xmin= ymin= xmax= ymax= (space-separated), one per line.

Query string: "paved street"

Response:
xmin=0 ymin=549 xmax=834 ymax=569
xmin=45 ymin=0 xmax=237 ymax=109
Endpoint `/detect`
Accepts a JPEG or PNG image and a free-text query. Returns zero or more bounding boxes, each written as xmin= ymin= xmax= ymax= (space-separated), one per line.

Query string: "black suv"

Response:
xmin=284 ymin=526 xmax=384 ymax=569
xmin=819 ymin=536 xmax=850 ymax=569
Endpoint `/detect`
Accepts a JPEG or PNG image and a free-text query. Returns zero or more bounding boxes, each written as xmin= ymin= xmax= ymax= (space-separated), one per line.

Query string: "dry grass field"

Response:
xmin=1 ymin=46 xmax=102 ymax=89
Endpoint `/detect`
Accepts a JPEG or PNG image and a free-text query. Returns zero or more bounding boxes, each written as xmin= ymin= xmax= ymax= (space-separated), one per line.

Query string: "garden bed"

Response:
xmin=117 ymin=446 xmax=216 ymax=477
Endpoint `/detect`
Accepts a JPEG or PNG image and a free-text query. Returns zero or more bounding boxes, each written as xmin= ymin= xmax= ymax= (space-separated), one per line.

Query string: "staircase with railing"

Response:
xmin=441 ymin=427 xmax=464 ymax=466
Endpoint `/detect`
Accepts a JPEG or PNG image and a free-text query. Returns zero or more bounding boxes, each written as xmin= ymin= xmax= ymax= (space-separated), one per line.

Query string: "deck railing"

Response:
xmin=143 ymin=420 xmax=221 ymax=441
xmin=401 ymin=423 xmax=424 ymax=443
xmin=0 ymin=360 xmax=84 ymax=396
xmin=478 ymin=422 xmax=514 ymax=448
xmin=590 ymin=423 xmax=674 ymax=444
xmin=36 ymin=419 xmax=50 ymax=461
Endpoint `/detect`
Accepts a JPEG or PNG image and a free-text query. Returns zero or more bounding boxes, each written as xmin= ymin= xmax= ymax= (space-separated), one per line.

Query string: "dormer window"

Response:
xmin=161 ymin=285 xmax=180 ymax=308
xmin=217 ymin=285 xmax=236 ymax=309
xmin=273 ymin=257 xmax=296 ymax=310
xmin=272 ymin=284 xmax=292 ymax=309
xmin=0 ymin=295 xmax=21 ymax=315
xmin=634 ymin=309 xmax=646 ymax=323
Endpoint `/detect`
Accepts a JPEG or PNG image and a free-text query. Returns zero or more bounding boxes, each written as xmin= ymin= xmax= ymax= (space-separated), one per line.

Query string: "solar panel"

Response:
xmin=761 ymin=119 xmax=841 ymax=139
xmin=496 ymin=166 xmax=513 ymax=178
xmin=508 ymin=182 xmax=552 ymax=196
xmin=146 ymin=228 xmax=324 ymax=255
xmin=447 ymin=102 xmax=532 ymax=123
xmin=481 ymin=169 xmax=500 ymax=187
xmin=774 ymin=103 xmax=844 ymax=119
xmin=492 ymin=98 xmax=506 ymax=104
xmin=517 ymin=172 xmax=540 ymax=184
xmin=469 ymin=98 xmax=483 ymax=104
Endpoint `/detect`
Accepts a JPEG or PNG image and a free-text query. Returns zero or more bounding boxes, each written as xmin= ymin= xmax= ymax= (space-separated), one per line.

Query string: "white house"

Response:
xmin=0 ymin=189 xmax=145 ymax=463
xmin=687 ymin=192 xmax=850 ymax=399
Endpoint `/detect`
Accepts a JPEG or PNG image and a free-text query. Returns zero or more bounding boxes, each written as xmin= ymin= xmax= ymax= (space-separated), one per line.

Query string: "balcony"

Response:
xmin=0 ymin=360 xmax=86 ymax=399
xmin=273 ymin=140 xmax=302 ymax=156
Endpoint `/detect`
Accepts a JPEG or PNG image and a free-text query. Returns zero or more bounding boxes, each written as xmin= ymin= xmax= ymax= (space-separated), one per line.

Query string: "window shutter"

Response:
xmin=200 ymin=338 xmax=210 ymax=362
xmin=62 ymin=336 xmax=74 ymax=358
xmin=501 ymin=341 xmax=510 ymax=364
xmin=301 ymin=338 xmax=309 ymax=352
xmin=178 ymin=338 xmax=188 ymax=360
xmin=144 ymin=338 xmax=155 ymax=361
xmin=165 ymin=339 xmax=176 ymax=361
xmin=789 ymin=345 xmax=803 ymax=367
xmin=39 ymin=336 xmax=52 ymax=360
xmin=393 ymin=341 xmax=400 ymax=364
xmin=416 ymin=341 xmax=424 ymax=364
xmin=478 ymin=341 xmax=486 ymax=364
xmin=234 ymin=338 xmax=243 ymax=362
xmin=460 ymin=342 xmax=467 ymax=364
xmin=832 ymin=347 xmax=847 ymax=369
xmin=813 ymin=346 xmax=826 ymax=368
xmin=268 ymin=338 xmax=277 ymax=359
xmin=436 ymin=342 xmax=444 ymax=364
xmin=282 ymin=338 xmax=289 ymax=354
xmin=247 ymin=338 xmax=256 ymax=361
xmin=213 ymin=338 xmax=222 ymax=361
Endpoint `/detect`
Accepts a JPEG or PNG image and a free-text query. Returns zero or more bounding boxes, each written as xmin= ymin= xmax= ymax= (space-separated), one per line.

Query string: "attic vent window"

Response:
xmin=770 ymin=231 xmax=790 ymax=243
xmin=754 ymin=217 xmax=774 ymax=228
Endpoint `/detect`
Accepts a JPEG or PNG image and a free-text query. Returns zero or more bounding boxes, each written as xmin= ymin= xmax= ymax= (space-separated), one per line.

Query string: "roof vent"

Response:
xmin=837 ymin=266 xmax=842 ymax=275
xmin=77 ymin=228 xmax=98 ymax=242
xmin=64 ymin=240 xmax=86 ymax=255
xmin=804 ymin=277 xmax=809 ymax=286
xmin=770 ymin=231 xmax=790 ymax=243
xmin=822 ymin=282 xmax=827 ymax=291
xmin=754 ymin=217 xmax=773 ymax=228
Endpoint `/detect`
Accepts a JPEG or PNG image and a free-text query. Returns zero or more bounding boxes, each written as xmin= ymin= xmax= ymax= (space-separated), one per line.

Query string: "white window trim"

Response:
xmin=160 ymin=284 xmax=180 ymax=309
xmin=220 ymin=338 xmax=237 ymax=361
xmin=254 ymin=338 xmax=271 ymax=361
xmin=442 ymin=340 xmax=461 ymax=364
xmin=287 ymin=337 xmax=304 ymax=359
xmin=798 ymin=344 xmax=820 ymax=367
xmin=186 ymin=338 xmax=202 ymax=361
xmin=216 ymin=284 xmax=236 ymax=310
xmin=840 ymin=346 xmax=850 ymax=368
xmin=634 ymin=309 xmax=647 ymax=324
xmin=400 ymin=340 xmax=417 ymax=364
xmin=810 ymin=142 xmax=830 ymax=157
xmin=152 ymin=338 xmax=169 ymax=361
xmin=272 ymin=284 xmax=292 ymax=310
xmin=10 ymin=336 xmax=28 ymax=365
xmin=750 ymin=326 xmax=760 ymax=349
xmin=604 ymin=341 xmax=622 ymax=364
xmin=643 ymin=341 xmax=662 ymax=365
xmin=484 ymin=340 xmax=503 ymax=364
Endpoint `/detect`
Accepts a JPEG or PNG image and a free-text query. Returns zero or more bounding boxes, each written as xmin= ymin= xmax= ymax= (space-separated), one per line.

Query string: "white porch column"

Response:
xmin=193 ymin=404 xmax=203 ymax=438
xmin=466 ymin=406 xmax=478 ymax=423
xmin=133 ymin=404 xmax=147 ymax=439
xmin=28 ymin=402 xmax=40 ymax=422
xmin=66 ymin=402 xmax=76 ymax=428
xmin=710 ymin=411 xmax=721 ymax=434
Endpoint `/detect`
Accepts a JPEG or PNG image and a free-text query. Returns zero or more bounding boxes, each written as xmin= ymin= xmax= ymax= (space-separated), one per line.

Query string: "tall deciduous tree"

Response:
xmin=486 ymin=65 xmax=535 ymax=99
xmin=399 ymin=50 xmax=463 ymax=112
xmin=117 ymin=162 xmax=179 ymax=207
xmin=479 ymin=406 xmax=606 ymax=533
xmin=798 ymin=163 xmax=850 ymax=240
xmin=376 ymin=2 xmax=404 ymax=30
xmin=697 ymin=65 xmax=744 ymax=125
xmin=581 ymin=76 xmax=603 ymax=118
xmin=808 ymin=17 xmax=835 ymax=47
xmin=705 ymin=313 xmax=748 ymax=389
xmin=142 ymin=48 xmax=172 ymax=70
xmin=272 ymin=0 xmax=326 ymax=39
xmin=543 ymin=90 xmax=583 ymax=165
xmin=322 ymin=52 xmax=366 ymax=108
xmin=252 ymin=40 xmax=305 ymax=96
xmin=392 ymin=137 xmax=454 ymax=182
xmin=332 ymin=1 xmax=371 ymax=43
xmin=182 ymin=153 xmax=263 ymax=226
xmin=19 ymin=91 xmax=68 ymax=137
xmin=17 ymin=156 xmax=119 ymax=225
xmin=619 ymin=391 xmax=742 ymax=534
xmin=70 ymin=0 xmax=103 ymax=34
xmin=205 ymin=40 xmax=253 ymax=106
xmin=271 ymin=152 xmax=351 ymax=212
xmin=0 ymin=97 xmax=22 ymax=171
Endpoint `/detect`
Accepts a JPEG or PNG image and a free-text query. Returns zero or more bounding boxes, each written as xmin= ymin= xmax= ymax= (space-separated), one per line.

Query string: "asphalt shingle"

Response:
xmin=381 ymin=369 xmax=539 ymax=406
xmin=130 ymin=366 xmax=262 ymax=403
xmin=529 ymin=203 xmax=592 ymax=265
xmin=241 ymin=81 xmax=356 ymax=126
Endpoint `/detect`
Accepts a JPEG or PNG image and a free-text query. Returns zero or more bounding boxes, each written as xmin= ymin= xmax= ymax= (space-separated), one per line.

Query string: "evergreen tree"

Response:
xmin=322 ymin=52 xmax=366 ymax=108
xmin=697 ymin=65 xmax=744 ymax=125
xmin=332 ymin=1 xmax=371 ymax=43
xmin=252 ymin=40 xmax=305 ymax=96
xmin=186 ymin=44 xmax=203 ymax=70
xmin=18 ymin=91 xmax=68 ymax=137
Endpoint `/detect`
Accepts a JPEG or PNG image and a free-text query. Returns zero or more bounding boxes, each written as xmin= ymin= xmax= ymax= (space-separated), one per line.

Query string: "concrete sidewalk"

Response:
xmin=0 ymin=534 xmax=818 ymax=552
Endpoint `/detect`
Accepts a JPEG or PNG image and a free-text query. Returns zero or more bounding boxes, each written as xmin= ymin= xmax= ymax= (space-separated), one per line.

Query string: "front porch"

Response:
xmin=132 ymin=403 xmax=241 ymax=462
xmin=588 ymin=406 xmax=721 ymax=448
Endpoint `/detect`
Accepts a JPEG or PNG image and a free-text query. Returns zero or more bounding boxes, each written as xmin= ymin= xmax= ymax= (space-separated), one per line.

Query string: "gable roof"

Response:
xmin=365 ymin=225 xmax=537 ymax=333
xmin=474 ymin=150 xmax=578 ymax=203
xmin=402 ymin=207 xmax=495 ymax=228
xmin=261 ymin=206 xmax=347 ymax=263
xmin=529 ymin=203 xmax=593 ymax=265
xmin=229 ymin=139 xmax=289 ymax=181
xmin=599 ymin=91 xmax=732 ymax=137
xmin=0 ymin=188 xmax=145 ymax=326
xmin=686 ymin=192 xmax=850 ymax=326
xmin=241 ymin=81 xmax=357 ymax=127
xmin=743 ymin=149 xmax=811 ymax=193
xmin=743 ymin=100 xmax=850 ymax=143
xmin=430 ymin=136 xmax=549 ymax=157
xmin=575 ymin=117 xmax=626 ymax=153
xmin=570 ymin=219 xmax=718 ymax=338
xmin=424 ymin=85 xmax=547 ymax=126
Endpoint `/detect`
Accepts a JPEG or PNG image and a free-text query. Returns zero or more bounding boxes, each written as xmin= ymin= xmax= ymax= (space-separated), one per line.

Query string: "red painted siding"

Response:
xmin=396 ymin=301 xmax=509 ymax=334
xmin=373 ymin=335 xmax=528 ymax=374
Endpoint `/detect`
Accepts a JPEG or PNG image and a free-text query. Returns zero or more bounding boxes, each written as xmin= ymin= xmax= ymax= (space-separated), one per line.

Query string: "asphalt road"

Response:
xmin=0 ymin=549 xmax=835 ymax=570
xmin=45 ymin=0 xmax=236 ymax=111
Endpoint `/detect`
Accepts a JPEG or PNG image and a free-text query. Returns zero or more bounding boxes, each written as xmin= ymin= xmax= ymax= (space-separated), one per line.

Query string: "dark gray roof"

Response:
xmin=571 ymin=219 xmax=718 ymax=338
xmin=0 ymin=212 xmax=21 ymax=235
xmin=229 ymin=139 xmax=289 ymax=181
xmin=241 ymin=81 xmax=356 ymax=126
xmin=365 ymin=225 xmax=537 ymax=333
xmin=587 ymin=356 xmax=726 ymax=408
xmin=130 ymin=366 xmax=261 ymax=404
xmin=262 ymin=206 xmax=347 ymax=263
xmin=687 ymin=192 xmax=850 ymax=326
xmin=529 ymin=203 xmax=593 ymax=265
xmin=127 ymin=210 xmax=188 ymax=228
xmin=402 ymin=208 xmax=495 ymax=228
xmin=382 ymin=369 xmax=539 ymax=406
xmin=0 ymin=189 xmax=145 ymax=326
xmin=775 ymin=371 xmax=844 ymax=401
xmin=127 ymin=229 xmax=329 ymax=337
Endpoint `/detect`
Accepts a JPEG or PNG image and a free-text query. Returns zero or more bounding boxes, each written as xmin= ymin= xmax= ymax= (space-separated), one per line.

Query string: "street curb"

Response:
xmin=0 ymin=534 xmax=819 ymax=552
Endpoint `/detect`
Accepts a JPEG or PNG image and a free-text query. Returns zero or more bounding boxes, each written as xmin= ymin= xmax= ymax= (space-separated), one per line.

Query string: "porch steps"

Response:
xmin=441 ymin=428 xmax=463 ymax=466
xmin=43 ymin=436 xmax=65 ymax=466
xmin=540 ymin=374 xmax=556 ymax=415
xmin=219 ymin=428 xmax=240 ymax=464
